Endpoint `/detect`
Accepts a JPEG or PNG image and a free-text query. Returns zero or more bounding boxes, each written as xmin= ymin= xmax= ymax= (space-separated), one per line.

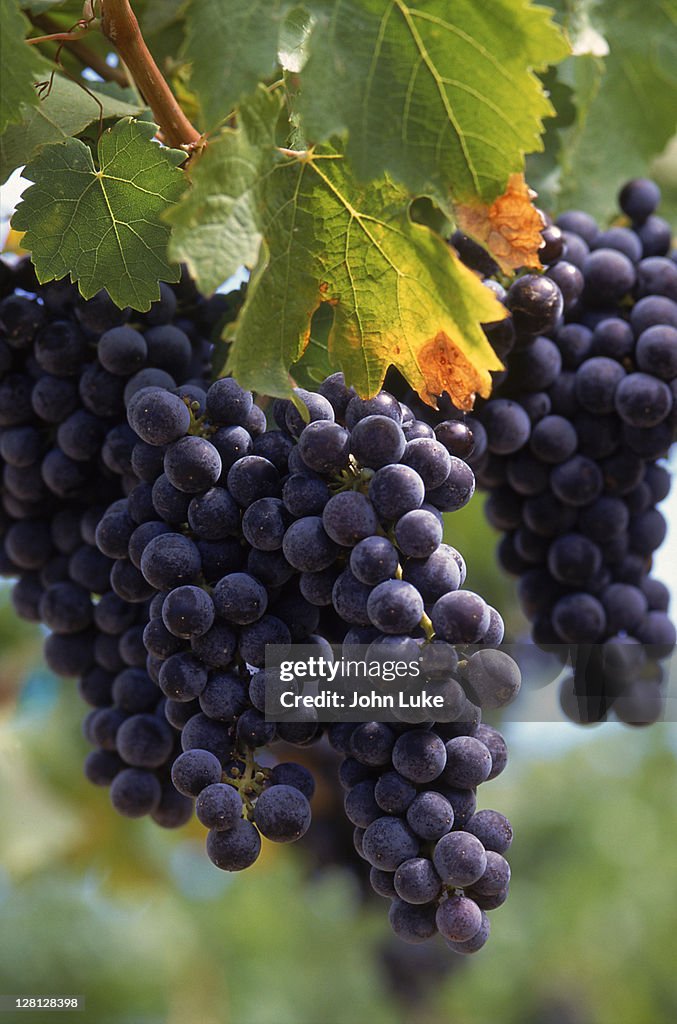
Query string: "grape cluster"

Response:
xmin=456 ymin=179 xmax=675 ymax=724
xmin=97 ymin=374 xmax=323 ymax=868
xmin=85 ymin=356 xmax=520 ymax=950
xmin=0 ymin=261 xmax=241 ymax=824
xmin=332 ymin=718 xmax=512 ymax=953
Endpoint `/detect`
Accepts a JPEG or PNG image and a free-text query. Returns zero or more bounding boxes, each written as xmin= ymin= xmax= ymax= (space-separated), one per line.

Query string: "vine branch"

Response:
xmin=101 ymin=0 xmax=200 ymax=150
xmin=30 ymin=14 xmax=129 ymax=87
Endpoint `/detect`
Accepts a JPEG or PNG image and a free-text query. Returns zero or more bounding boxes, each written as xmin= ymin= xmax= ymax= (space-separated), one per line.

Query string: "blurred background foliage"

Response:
xmin=0 ymin=510 xmax=676 ymax=1024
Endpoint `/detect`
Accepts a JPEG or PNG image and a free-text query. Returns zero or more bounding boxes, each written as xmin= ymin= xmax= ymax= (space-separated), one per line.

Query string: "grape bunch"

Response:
xmin=0 ymin=261 xmax=242 ymax=825
xmin=96 ymin=374 xmax=322 ymax=867
xmin=455 ymin=179 xmax=676 ymax=724
xmin=332 ymin=717 xmax=513 ymax=954
xmin=84 ymin=351 xmax=520 ymax=951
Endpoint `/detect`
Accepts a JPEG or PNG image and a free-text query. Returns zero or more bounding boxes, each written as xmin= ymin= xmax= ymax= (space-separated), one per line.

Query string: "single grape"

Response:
xmin=205 ymin=378 xmax=253 ymax=426
xmin=436 ymin=894 xmax=483 ymax=942
xmin=575 ymin=357 xmax=625 ymax=414
xmin=350 ymin=414 xmax=406 ymax=469
xmin=426 ymin=457 xmax=476 ymax=512
xmin=171 ymin=748 xmax=222 ymax=797
xmin=140 ymin=533 xmax=201 ymax=589
xmin=481 ymin=399 xmax=531 ymax=455
xmin=444 ymin=912 xmax=491 ymax=954
xmin=349 ymin=722 xmax=396 ymax=766
xmin=127 ymin=386 xmax=191 ymax=446
xmin=361 ymin=816 xmax=420 ymax=870
xmin=206 ymin=819 xmax=261 ymax=870
xmin=297 ymin=420 xmax=350 ymax=474
xmin=344 ymin=780 xmax=381 ymax=828
xmin=583 ymin=248 xmax=636 ymax=305
xmin=391 ymin=729 xmax=447 ymax=784
xmin=431 ymin=590 xmax=490 ymax=644
xmin=618 ymin=178 xmax=661 ymax=223
xmin=401 ymin=438 xmax=451 ymax=489
xmin=614 ymin=372 xmax=672 ymax=428
xmin=388 ymin=900 xmax=438 ymax=943
xmin=369 ymin=464 xmax=425 ymax=521
xmin=163 ymin=436 xmax=222 ymax=493
xmin=110 ymin=768 xmax=162 ymax=818
xmin=253 ymin=784 xmax=311 ymax=842
xmin=551 ymin=592 xmax=607 ymax=643
xmin=370 ymin=867 xmax=397 ymax=899
xmin=158 ymin=651 xmax=209 ymax=701
xmin=282 ymin=516 xmax=339 ymax=571
xmin=394 ymin=857 xmax=443 ymax=905
xmin=162 ymin=585 xmax=215 ymax=639
xmin=367 ymin=579 xmax=424 ymax=634
xmin=116 ymin=713 xmax=175 ymax=769
xmin=406 ymin=791 xmax=454 ymax=841
xmin=505 ymin=275 xmax=564 ymax=336
xmin=433 ymin=831 xmax=487 ymax=887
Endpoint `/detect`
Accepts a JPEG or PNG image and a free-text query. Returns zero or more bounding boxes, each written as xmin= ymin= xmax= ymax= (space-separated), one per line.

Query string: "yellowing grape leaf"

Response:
xmin=168 ymin=88 xmax=505 ymax=405
xmin=0 ymin=0 xmax=49 ymax=133
xmin=455 ymin=173 xmax=545 ymax=274
xmin=12 ymin=118 xmax=187 ymax=310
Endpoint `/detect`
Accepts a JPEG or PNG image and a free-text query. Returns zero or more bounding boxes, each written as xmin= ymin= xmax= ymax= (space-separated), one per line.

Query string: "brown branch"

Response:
xmin=101 ymin=0 xmax=200 ymax=150
xmin=30 ymin=14 xmax=130 ymax=87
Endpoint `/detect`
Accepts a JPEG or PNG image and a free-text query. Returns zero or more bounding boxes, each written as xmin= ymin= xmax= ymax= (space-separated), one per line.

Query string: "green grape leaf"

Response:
xmin=0 ymin=0 xmax=49 ymax=132
xmin=168 ymin=89 xmax=504 ymax=404
xmin=140 ymin=0 xmax=187 ymax=35
xmin=20 ymin=1 xmax=70 ymax=12
xmin=166 ymin=89 xmax=280 ymax=294
xmin=525 ymin=67 xmax=577 ymax=210
xmin=278 ymin=5 xmax=313 ymax=73
xmin=554 ymin=0 xmax=677 ymax=219
xmin=12 ymin=118 xmax=187 ymax=310
xmin=183 ymin=0 xmax=289 ymax=128
xmin=296 ymin=0 xmax=569 ymax=207
xmin=0 ymin=74 xmax=145 ymax=185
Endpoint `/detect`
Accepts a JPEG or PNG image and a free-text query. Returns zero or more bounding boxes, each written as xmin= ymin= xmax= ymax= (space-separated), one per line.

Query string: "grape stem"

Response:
xmin=420 ymin=613 xmax=435 ymax=641
xmin=101 ymin=0 xmax=201 ymax=150
xmin=227 ymin=746 xmax=268 ymax=817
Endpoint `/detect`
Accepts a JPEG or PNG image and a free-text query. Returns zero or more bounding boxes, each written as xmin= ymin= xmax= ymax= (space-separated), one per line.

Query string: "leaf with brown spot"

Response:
xmin=455 ymin=173 xmax=546 ymax=274
xmin=417 ymin=333 xmax=494 ymax=411
xmin=168 ymin=88 xmax=506 ymax=406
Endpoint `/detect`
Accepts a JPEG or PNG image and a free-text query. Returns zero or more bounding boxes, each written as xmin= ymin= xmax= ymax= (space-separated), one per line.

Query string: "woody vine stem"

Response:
xmin=100 ymin=0 xmax=200 ymax=150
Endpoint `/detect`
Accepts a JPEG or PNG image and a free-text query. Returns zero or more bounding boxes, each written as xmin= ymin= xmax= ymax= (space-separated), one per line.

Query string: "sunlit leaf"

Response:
xmin=12 ymin=118 xmax=187 ymax=310
xmin=168 ymin=89 xmax=504 ymax=405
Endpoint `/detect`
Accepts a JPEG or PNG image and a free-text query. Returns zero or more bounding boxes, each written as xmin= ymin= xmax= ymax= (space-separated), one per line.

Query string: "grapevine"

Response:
xmin=0 ymin=0 xmax=675 ymax=1003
